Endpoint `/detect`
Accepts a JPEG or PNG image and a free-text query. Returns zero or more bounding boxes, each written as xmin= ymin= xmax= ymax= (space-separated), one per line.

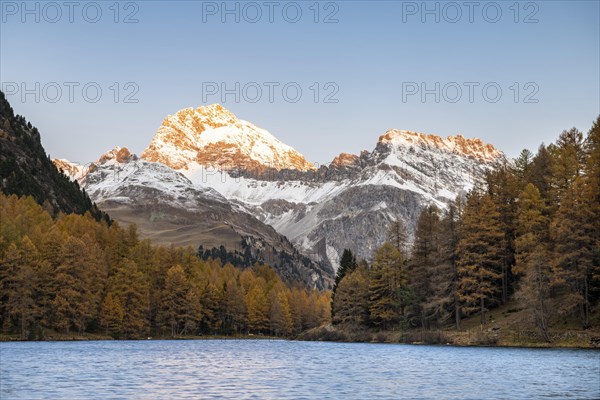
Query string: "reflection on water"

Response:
xmin=1 ymin=340 xmax=599 ymax=399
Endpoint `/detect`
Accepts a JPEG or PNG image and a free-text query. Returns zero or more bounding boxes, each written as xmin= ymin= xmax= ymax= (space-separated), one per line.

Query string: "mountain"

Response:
xmin=0 ymin=91 xmax=108 ymax=222
xmin=58 ymin=147 xmax=333 ymax=289
xmin=176 ymin=126 xmax=503 ymax=270
xmin=141 ymin=104 xmax=314 ymax=172
xmin=58 ymin=103 xmax=503 ymax=274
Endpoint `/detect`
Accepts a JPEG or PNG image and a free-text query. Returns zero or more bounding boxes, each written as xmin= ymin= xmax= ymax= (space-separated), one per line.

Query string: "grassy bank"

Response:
xmin=297 ymin=325 xmax=600 ymax=348
xmin=298 ymin=303 xmax=600 ymax=349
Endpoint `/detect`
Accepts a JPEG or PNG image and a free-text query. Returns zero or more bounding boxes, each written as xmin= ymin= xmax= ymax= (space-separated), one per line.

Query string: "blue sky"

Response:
xmin=1 ymin=0 xmax=598 ymax=164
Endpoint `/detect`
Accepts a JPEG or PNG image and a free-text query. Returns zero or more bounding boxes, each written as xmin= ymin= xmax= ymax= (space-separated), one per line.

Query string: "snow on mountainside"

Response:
xmin=53 ymin=147 xmax=333 ymax=289
xmin=55 ymin=104 xmax=504 ymax=274
xmin=141 ymin=104 xmax=315 ymax=172
xmin=53 ymin=158 xmax=88 ymax=181
xmin=186 ymin=128 xmax=502 ymax=207
xmin=378 ymin=129 xmax=501 ymax=162
xmin=76 ymin=147 xmax=225 ymax=205
xmin=178 ymin=127 xmax=503 ymax=270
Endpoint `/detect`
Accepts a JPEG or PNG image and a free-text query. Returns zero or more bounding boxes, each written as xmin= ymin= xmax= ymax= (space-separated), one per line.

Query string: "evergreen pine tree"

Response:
xmin=331 ymin=249 xmax=357 ymax=317
xmin=514 ymin=149 xmax=534 ymax=180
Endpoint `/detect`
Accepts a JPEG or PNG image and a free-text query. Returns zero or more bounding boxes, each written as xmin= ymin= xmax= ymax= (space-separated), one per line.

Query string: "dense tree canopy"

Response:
xmin=0 ymin=194 xmax=330 ymax=339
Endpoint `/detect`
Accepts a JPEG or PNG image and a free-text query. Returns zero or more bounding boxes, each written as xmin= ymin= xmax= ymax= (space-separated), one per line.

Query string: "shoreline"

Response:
xmin=0 ymin=333 xmax=283 ymax=343
xmin=296 ymin=324 xmax=600 ymax=350
xmin=2 ymin=331 xmax=599 ymax=350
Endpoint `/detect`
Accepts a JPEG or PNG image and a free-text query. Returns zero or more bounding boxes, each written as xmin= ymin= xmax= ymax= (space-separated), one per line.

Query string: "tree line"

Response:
xmin=332 ymin=117 xmax=600 ymax=340
xmin=0 ymin=194 xmax=330 ymax=340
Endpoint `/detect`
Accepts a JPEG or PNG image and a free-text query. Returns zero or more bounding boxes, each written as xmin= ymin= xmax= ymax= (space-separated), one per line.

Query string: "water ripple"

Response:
xmin=0 ymin=340 xmax=599 ymax=399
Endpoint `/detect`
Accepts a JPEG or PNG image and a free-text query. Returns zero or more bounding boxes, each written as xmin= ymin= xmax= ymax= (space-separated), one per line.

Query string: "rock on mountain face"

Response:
xmin=57 ymin=147 xmax=332 ymax=289
xmin=141 ymin=104 xmax=315 ymax=172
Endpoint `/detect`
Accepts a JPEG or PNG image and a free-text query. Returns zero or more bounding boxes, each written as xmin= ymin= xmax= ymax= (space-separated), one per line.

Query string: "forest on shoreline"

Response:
xmin=0 ymin=194 xmax=330 ymax=340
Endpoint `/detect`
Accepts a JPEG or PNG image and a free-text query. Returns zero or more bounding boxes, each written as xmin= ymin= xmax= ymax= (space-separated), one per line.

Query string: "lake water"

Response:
xmin=0 ymin=340 xmax=598 ymax=399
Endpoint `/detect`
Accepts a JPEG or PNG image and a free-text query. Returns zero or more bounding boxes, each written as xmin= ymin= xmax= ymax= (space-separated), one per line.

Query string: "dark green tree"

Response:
xmin=331 ymin=249 xmax=357 ymax=317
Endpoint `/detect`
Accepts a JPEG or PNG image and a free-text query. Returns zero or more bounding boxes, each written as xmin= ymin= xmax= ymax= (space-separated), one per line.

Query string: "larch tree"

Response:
xmin=456 ymin=193 xmax=504 ymax=325
xmin=528 ymin=144 xmax=553 ymax=200
xmin=387 ymin=219 xmax=409 ymax=254
xmin=514 ymin=183 xmax=553 ymax=341
xmin=423 ymin=202 xmax=462 ymax=329
xmin=583 ymin=116 xmax=600 ymax=305
xmin=100 ymin=293 xmax=125 ymax=338
xmin=51 ymin=236 xmax=96 ymax=334
xmin=222 ymin=279 xmax=247 ymax=334
xmin=548 ymin=128 xmax=586 ymax=212
xmin=332 ymin=264 xmax=370 ymax=326
xmin=408 ymin=204 xmax=442 ymax=329
xmin=551 ymin=177 xmax=595 ymax=328
xmin=199 ymin=282 xmax=222 ymax=334
xmin=109 ymin=258 xmax=150 ymax=338
xmin=0 ymin=193 xmax=333 ymax=339
xmin=287 ymin=287 xmax=305 ymax=334
xmin=159 ymin=264 xmax=194 ymax=337
xmin=245 ymin=281 xmax=269 ymax=333
xmin=269 ymin=284 xmax=292 ymax=336
xmin=368 ymin=242 xmax=407 ymax=330
xmin=0 ymin=239 xmax=40 ymax=338
xmin=486 ymin=165 xmax=520 ymax=304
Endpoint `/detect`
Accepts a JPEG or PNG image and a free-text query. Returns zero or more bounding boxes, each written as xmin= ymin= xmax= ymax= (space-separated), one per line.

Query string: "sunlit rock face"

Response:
xmin=141 ymin=104 xmax=315 ymax=172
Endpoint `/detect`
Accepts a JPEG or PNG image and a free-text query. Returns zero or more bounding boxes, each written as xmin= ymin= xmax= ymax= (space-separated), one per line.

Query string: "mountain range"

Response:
xmin=54 ymin=104 xmax=504 ymax=286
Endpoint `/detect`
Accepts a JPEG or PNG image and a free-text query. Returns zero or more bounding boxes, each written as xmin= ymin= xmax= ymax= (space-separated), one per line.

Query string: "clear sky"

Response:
xmin=1 ymin=0 xmax=598 ymax=165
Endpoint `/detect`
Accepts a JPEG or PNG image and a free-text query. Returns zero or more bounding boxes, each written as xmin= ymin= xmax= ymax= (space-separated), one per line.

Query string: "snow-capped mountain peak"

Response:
xmin=141 ymin=104 xmax=315 ymax=172
xmin=379 ymin=129 xmax=501 ymax=162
